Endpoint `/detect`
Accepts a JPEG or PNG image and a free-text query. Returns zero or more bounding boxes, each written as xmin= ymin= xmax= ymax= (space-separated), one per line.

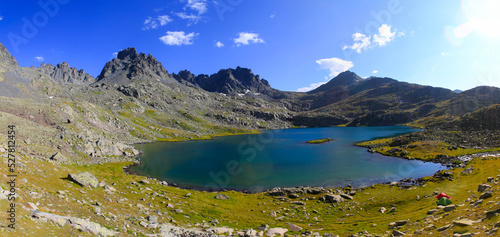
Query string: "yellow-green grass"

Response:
xmin=306 ymin=138 xmax=335 ymax=144
xmin=4 ymin=149 xmax=500 ymax=236
xmin=358 ymin=138 xmax=500 ymax=161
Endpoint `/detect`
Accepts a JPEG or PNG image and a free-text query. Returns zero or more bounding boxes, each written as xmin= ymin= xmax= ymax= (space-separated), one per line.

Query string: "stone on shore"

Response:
xmin=68 ymin=172 xmax=99 ymax=188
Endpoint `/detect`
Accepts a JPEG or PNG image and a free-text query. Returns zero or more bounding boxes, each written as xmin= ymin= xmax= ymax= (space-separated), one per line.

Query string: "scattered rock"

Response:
xmin=478 ymin=183 xmax=491 ymax=192
xmin=427 ymin=209 xmax=439 ymax=215
xmin=480 ymin=191 xmax=493 ymax=199
xmin=32 ymin=210 xmax=118 ymax=236
xmin=24 ymin=202 xmax=38 ymax=210
xmin=287 ymin=223 xmax=303 ymax=232
xmin=215 ymin=194 xmax=229 ymax=200
xmin=379 ymin=207 xmax=386 ymax=214
xmin=321 ymin=194 xmax=344 ymax=203
xmin=290 ymin=201 xmax=306 ymax=205
xmin=453 ymin=219 xmax=475 ymax=227
xmin=339 ymin=193 xmax=353 ymax=200
xmin=395 ymin=220 xmax=408 ymax=226
xmin=265 ymin=227 xmax=288 ymax=236
xmin=389 ymin=207 xmax=396 ymax=213
xmin=50 ymin=152 xmax=67 ymax=162
xmin=443 ymin=205 xmax=456 ymax=212
xmin=392 ymin=230 xmax=405 ymax=236
xmin=140 ymin=179 xmax=150 ymax=184
xmin=269 ymin=188 xmax=286 ymax=196
xmin=68 ymin=172 xmax=99 ymax=188
xmin=437 ymin=224 xmax=452 ymax=231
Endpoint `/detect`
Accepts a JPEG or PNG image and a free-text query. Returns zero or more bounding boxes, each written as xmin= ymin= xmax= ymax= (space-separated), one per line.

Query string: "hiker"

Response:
xmin=436 ymin=192 xmax=452 ymax=206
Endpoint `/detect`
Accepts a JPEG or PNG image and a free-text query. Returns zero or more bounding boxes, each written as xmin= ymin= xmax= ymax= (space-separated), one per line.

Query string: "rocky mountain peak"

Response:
xmin=310 ymin=70 xmax=363 ymax=94
xmin=96 ymin=47 xmax=175 ymax=84
xmin=0 ymin=43 xmax=20 ymax=70
xmin=117 ymin=47 xmax=138 ymax=60
xmin=38 ymin=62 xmax=95 ymax=84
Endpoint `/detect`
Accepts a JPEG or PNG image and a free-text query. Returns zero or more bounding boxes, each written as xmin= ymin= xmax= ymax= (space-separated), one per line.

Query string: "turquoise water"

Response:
xmin=130 ymin=126 xmax=444 ymax=192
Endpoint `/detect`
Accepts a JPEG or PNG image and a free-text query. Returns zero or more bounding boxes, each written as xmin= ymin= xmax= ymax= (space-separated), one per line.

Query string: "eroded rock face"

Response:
xmin=38 ymin=62 xmax=95 ymax=84
xmin=68 ymin=172 xmax=99 ymax=188
xmin=96 ymin=47 xmax=176 ymax=85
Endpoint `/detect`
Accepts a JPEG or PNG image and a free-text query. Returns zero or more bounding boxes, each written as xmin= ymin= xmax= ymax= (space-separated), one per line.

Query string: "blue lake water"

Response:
xmin=130 ymin=126 xmax=444 ymax=192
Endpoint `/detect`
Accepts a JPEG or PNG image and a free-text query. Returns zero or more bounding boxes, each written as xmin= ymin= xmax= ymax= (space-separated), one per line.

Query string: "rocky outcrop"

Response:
xmin=173 ymin=66 xmax=293 ymax=99
xmin=31 ymin=210 xmax=118 ymax=236
xmin=95 ymin=47 xmax=176 ymax=85
xmin=38 ymin=62 xmax=95 ymax=84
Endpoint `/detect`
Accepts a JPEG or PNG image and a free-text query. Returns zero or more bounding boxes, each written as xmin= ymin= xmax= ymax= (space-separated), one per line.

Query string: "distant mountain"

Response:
xmin=0 ymin=43 xmax=498 ymax=131
xmin=38 ymin=62 xmax=95 ymax=84
xmin=453 ymin=89 xmax=463 ymax=93
xmin=431 ymin=86 xmax=500 ymax=117
xmin=309 ymin=71 xmax=363 ymax=94
xmin=442 ymin=104 xmax=500 ymax=131
xmin=173 ymin=66 xmax=293 ymax=99
xmin=96 ymin=48 xmax=176 ymax=85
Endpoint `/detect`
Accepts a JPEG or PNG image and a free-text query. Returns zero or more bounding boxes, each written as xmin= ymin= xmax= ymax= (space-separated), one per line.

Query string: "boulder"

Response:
xmin=269 ymin=188 xmax=286 ymax=196
xmin=478 ymin=183 xmax=491 ymax=192
xmin=443 ymin=205 xmax=456 ymax=212
xmin=480 ymin=191 xmax=493 ymax=199
xmin=68 ymin=172 xmax=99 ymax=188
xmin=50 ymin=152 xmax=68 ymax=162
xmin=379 ymin=207 xmax=386 ymax=214
xmin=215 ymin=194 xmax=229 ymax=200
xmin=339 ymin=193 xmax=353 ymax=200
xmin=322 ymin=194 xmax=344 ymax=203
xmin=287 ymin=223 xmax=303 ymax=232
xmin=453 ymin=219 xmax=475 ymax=227
xmin=265 ymin=228 xmax=288 ymax=236
xmin=392 ymin=230 xmax=405 ymax=236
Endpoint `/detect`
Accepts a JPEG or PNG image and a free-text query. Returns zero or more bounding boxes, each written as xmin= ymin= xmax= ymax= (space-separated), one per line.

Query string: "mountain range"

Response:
xmin=1 ymin=43 xmax=499 ymax=161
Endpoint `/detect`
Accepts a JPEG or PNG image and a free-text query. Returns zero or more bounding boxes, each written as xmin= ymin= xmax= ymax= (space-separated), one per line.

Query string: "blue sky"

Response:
xmin=0 ymin=0 xmax=499 ymax=91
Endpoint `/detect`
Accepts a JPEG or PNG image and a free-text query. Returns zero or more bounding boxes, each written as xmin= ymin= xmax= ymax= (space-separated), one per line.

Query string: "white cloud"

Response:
xmin=0 ymin=16 xmax=3 ymax=21
xmin=343 ymin=24 xmax=401 ymax=53
xmin=215 ymin=41 xmax=224 ymax=48
xmin=112 ymin=52 xmax=118 ymax=57
xmin=35 ymin=56 xmax=44 ymax=62
xmin=159 ymin=31 xmax=199 ymax=46
xmin=176 ymin=12 xmax=202 ymax=25
xmin=297 ymin=82 xmax=327 ymax=92
xmin=343 ymin=32 xmax=371 ymax=53
xmin=176 ymin=0 xmax=208 ymax=25
xmin=372 ymin=70 xmax=378 ymax=74
xmin=373 ymin=24 xmax=396 ymax=46
xmin=158 ymin=15 xmax=173 ymax=26
xmin=142 ymin=15 xmax=172 ymax=30
xmin=185 ymin=0 xmax=208 ymax=15
xmin=270 ymin=13 xmax=275 ymax=19
xmin=234 ymin=32 xmax=265 ymax=47
xmin=441 ymin=52 xmax=449 ymax=56
xmin=316 ymin=57 xmax=354 ymax=78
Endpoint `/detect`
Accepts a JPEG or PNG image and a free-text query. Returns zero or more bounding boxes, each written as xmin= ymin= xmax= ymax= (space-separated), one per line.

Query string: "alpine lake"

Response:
xmin=129 ymin=126 xmax=444 ymax=193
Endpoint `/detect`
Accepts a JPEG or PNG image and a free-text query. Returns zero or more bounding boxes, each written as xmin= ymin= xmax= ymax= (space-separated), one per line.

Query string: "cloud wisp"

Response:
xmin=159 ymin=31 xmax=199 ymax=46
xmin=234 ymin=32 xmax=264 ymax=47
xmin=142 ymin=15 xmax=172 ymax=30
xmin=343 ymin=24 xmax=401 ymax=53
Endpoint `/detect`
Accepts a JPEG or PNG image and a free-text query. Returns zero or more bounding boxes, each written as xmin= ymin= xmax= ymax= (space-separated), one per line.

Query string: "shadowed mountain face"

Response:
xmin=173 ymin=66 xmax=293 ymax=99
xmin=0 ymin=45 xmax=498 ymax=130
